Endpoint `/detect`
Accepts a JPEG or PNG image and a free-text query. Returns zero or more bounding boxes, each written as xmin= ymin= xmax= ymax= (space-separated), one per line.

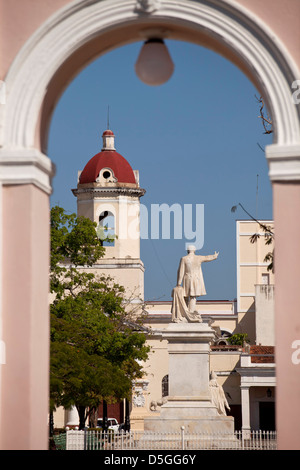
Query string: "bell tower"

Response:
xmin=72 ymin=129 xmax=146 ymax=301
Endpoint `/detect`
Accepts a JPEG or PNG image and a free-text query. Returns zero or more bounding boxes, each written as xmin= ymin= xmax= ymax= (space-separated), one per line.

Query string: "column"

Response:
xmin=267 ymin=143 xmax=300 ymax=449
xmin=0 ymin=149 xmax=54 ymax=450
xmin=272 ymin=180 xmax=300 ymax=450
xmin=66 ymin=407 xmax=79 ymax=427
xmin=241 ymin=386 xmax=251 ymax=438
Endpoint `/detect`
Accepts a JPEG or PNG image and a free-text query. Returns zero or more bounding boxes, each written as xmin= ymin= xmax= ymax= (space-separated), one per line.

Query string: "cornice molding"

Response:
xmin=72 ymin=185 xmax=146 ymax=198
xmin=0 ymin=148 xmax=55 ymax=194
xmin=266 ymin=143 xmax=300 ymax=181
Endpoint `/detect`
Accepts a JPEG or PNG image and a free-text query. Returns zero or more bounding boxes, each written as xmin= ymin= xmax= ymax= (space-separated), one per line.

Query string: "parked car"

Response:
xmin=97 ymin=418 xmax=120 ymax=432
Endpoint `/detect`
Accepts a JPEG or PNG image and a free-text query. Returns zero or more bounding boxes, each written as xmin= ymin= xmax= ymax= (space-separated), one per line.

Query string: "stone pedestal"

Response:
xmin=144 ymin=322 xmax=234 ymax=433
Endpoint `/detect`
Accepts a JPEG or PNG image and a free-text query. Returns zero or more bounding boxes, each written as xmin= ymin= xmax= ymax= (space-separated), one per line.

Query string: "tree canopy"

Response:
xmin=50 ymin=206 xmax=150 ymax=429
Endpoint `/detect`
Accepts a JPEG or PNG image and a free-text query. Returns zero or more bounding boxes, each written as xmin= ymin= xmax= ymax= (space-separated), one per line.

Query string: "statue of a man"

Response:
xmin=176 ymin=245 xmax=219 ymax=312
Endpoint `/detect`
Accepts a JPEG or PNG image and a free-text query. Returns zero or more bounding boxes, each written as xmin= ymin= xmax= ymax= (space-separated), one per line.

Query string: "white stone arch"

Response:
xmin=1 ymin=0 xmax=300 ymax=190
xmin=95 ymin=203 xmax=117 ymax=225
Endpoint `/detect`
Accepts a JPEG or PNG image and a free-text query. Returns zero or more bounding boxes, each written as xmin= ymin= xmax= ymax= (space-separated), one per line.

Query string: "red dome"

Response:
xmin=79 ymin=150 xmax=136 ymax=184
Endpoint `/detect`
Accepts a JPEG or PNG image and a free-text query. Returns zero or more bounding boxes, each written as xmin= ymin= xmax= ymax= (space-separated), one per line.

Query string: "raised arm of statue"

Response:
xmin=202 ymin=251 xmax=219 ymax=262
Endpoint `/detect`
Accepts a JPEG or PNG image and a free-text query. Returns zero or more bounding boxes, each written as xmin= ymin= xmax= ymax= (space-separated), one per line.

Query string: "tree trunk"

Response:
xmin=103 ymin=400 xmax=108 ymax=431
xmin=77 ymin=405 xmax=87 ymax=430
xmin=49 ymin=410 xmax=54 ymax=436
xmin=89 ymin=406 xmax=98 ymax=428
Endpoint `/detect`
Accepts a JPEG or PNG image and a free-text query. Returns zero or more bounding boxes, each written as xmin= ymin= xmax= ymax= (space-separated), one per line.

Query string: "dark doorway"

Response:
xmin=259 ymin=402 xmax=276 ymax=431
xmin=228 ymin=404 xmax=242 ymax=431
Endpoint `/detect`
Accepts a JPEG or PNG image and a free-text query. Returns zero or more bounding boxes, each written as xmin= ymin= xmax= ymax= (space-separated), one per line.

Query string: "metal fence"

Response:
xmin=52 ymin=432 xmax=67 ymax=450
xmin=64 ymin=428 xmax=277 ymax=450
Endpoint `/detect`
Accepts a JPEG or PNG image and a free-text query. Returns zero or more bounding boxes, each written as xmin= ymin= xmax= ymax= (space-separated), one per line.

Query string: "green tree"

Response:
xmin=227 ymin=333 xmax=250 ymax=346
xmin=50 ymin=206 xmax=150 ymax=429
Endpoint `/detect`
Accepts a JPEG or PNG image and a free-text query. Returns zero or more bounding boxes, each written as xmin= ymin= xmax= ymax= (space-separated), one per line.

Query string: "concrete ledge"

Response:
xmin=144 ymin=415 xmax=234 ymax=434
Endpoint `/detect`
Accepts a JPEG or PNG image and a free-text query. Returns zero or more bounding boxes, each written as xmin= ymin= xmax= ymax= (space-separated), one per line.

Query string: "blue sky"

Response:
xmin=48 ymin=40 xmax=273 ymax=302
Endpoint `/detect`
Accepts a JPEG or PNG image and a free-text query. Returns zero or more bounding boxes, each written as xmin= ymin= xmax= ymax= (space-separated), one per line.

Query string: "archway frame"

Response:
xmin=0 ymin=0 xmax=299 ymax=184
xmin=1 ymin=0 xmax=300 ymax=450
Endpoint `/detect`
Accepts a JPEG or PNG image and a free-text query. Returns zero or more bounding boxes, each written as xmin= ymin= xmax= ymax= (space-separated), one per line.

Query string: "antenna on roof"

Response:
xmin=256 ymin=174 xmax=259 ymax=219
xmin=107 ymin=105 xmax=110 ymax=130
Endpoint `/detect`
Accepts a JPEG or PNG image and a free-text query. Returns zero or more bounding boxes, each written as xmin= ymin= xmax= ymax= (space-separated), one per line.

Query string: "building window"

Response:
xmin=103 ymin=170 xmax=112 ymax=179
xmin=96 ymin=167 xmax=117 ymax=183
xmin=162 ymin=375 xmax=169 ymax=398
xmin=97 ymin=211 xmax=115 ymax=246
